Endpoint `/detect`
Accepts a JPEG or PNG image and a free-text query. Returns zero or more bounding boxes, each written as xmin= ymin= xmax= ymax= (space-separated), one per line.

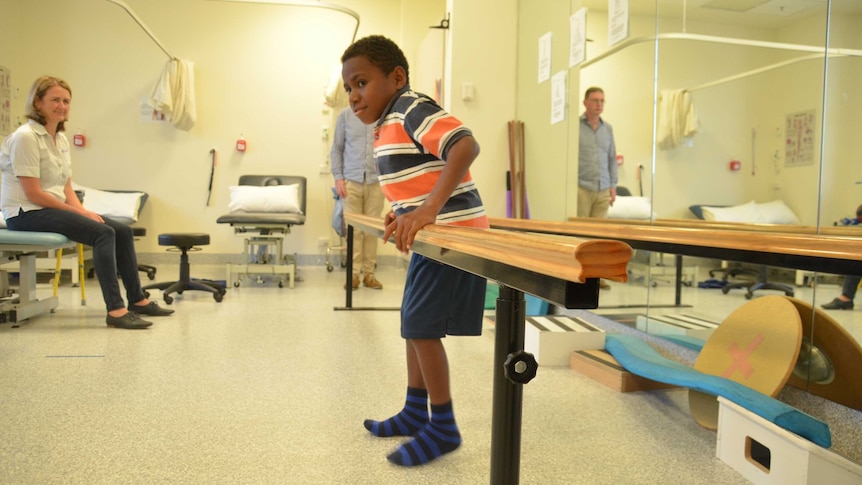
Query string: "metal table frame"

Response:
xmin=344 ymin=219 xmax=601 ymax=484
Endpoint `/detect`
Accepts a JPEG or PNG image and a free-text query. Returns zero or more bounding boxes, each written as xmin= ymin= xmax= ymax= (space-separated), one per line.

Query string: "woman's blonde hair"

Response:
xmin=25 ymin=75 xmax=72 ymax=131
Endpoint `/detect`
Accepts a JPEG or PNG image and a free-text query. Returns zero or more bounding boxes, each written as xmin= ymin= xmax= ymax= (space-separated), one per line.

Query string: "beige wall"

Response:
xmin=518 ymin=3 xmax=861 ymax=225
xmin=446 ymin=0 xmax=518 ymax=220
xmin=513 ymin=0 xmax=574 ymax=221
xmin=0 ymin=0 xmax=23 ymax=132
xmin=5 ymin=0 xmax=856 ymax=260
xmin=0 ymin=0 xmax=456 ymax=261
xmin=0 ymin=0 xmax=519 ymax=261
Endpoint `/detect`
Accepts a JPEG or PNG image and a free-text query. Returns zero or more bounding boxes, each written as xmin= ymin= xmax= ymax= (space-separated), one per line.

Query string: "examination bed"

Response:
xmin=216 ymin=175 xmax=306 ymax=288
xmin=0 ymin=229 xmax=75 ymax=323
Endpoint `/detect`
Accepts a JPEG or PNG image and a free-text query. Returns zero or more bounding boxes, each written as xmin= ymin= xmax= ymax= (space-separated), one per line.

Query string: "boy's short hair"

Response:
xmin=341 ymin=35 xmax=410 ymax=84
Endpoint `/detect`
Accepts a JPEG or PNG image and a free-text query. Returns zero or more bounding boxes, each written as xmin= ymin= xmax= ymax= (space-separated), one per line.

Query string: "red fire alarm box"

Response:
xmin=729 ymin=160 xmax=741 ymax=171
xmin=236 ymin=137 xmax=247 ymax=152
xmin=73 ymin=134 xmax=86 ymax=147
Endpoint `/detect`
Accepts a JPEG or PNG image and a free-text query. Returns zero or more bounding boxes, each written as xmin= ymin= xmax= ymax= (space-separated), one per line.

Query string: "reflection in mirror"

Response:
xmin=516 ymin=0 xmax=862 ymax=466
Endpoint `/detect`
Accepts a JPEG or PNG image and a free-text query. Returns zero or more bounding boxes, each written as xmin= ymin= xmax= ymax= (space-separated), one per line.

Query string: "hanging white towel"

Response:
xmin=148 ymin=58 xmax=197 ymax=131
xmin=657 ymin=89 xmax=698 ymax=150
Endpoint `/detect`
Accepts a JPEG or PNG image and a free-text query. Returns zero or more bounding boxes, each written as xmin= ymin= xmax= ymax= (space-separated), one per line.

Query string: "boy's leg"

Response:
xmin=411 ymin=338 xmax=450 ymax=404
xmin=364 ymin=341 xmax=429 ymax=437
xmin=387 ymin=338 xmax=462 ymax=466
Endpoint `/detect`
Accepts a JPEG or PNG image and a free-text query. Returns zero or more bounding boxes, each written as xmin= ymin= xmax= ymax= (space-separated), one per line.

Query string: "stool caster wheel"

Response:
xmin=745 ymin=292 xmax=753 ymax=300
xmin=146 ymin=270 xmax=156 ymax=280
xmin=214 ymin=293 xmax=223 ymax=302
xmin=326 ymin=263 xmax=333 ymax=272
xmin=218 ymin=287 xmax=227 ymax=295
xmin=143 ymin=290 xmax=150 ymax=299
xmin=721 ymin=287 xmax=731 ymax=294
xmin=278 ymin=281 xmax=284 ymax=288
xmin=233 ymin=281 xmax=240 ymax=288
xmin=177 ymin=290 xmax=184 ymax=295
xmin=164 ymin=295 xmax=174 ymax=305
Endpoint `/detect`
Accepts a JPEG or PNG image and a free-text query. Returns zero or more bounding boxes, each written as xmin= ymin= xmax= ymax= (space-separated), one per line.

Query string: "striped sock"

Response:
xmin=364 ymin=387 xmax=429 ymax=437
xmin=386 ymin=401 xmax=461 ymax=466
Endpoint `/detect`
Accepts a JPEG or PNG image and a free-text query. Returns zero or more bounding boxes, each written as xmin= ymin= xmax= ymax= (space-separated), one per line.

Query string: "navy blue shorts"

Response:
xmin=400 ymin=253 xmax=487 ymax=339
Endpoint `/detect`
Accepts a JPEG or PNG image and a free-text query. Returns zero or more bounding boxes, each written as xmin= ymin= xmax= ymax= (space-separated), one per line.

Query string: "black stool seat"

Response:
xmin=143 ymin=232 xmax=224 ymax=304
xmin=158 ymin=233 xmax=210 ymax=248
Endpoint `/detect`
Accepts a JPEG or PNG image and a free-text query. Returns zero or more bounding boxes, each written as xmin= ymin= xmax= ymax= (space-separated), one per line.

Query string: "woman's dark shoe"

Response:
xmin=129 ymin=301 xmax=175 ymax=316
xmin=106 ymin=312 xmax=153 ymax=329
xmin=821 ymin=298 xmax=854 ymax=310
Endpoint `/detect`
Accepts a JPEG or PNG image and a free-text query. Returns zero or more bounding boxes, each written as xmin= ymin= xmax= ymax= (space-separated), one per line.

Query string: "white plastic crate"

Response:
xmin=716 ymin=397 xmax=862 ymax=485
xmin=635 ymin=314 xmax=717 ymax=341
xmin=524 ymin=315 xmax=605 ymax=366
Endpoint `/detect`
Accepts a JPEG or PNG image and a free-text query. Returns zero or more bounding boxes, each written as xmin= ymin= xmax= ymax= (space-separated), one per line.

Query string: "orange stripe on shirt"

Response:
xmin=417 ymin=116 xmax=464 ymax=158
xmin=443 ymin=215 xmax=490 ymax=229
xmin=380 ymin=173 xmax=438 ymax=203
xmin=377 ymin=124 xmax=415 ymax=149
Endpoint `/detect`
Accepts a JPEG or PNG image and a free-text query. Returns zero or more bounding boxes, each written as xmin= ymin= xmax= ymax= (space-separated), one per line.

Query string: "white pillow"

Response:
xmin=756 ymin=200 xmax=801 ymax=225
xmin=228 ymin=184 xmax=302 ymax=214
xmin=607 ymin=196 xmax=654 ymax=220
xmin=701 ymin=201 xmax=761 ymax=223
xmin=74 ymin=184 xmax=144 ymax=222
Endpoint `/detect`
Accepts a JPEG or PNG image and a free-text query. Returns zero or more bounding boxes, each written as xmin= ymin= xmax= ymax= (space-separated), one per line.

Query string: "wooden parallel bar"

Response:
xmin=346 ymin=214 xmax=633 ymax=283
xmin=568 ymin=216 xmax=862 ymax=237
xmin=491 ymin=217 xmax=862 ymax=276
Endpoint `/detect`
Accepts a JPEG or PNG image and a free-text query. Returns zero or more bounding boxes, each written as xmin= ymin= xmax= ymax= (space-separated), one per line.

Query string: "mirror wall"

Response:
xmin=515 ymin=0 xmax=862 ymax=463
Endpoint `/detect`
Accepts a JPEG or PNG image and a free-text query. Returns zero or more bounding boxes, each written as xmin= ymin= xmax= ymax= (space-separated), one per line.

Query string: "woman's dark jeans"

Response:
xmin=6 ymin=208 xmax=145 ymax=311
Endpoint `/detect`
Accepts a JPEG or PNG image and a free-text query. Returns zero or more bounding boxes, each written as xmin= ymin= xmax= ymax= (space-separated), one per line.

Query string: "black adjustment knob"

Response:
xmin=503 ymin=350 xmax=539 ymax=384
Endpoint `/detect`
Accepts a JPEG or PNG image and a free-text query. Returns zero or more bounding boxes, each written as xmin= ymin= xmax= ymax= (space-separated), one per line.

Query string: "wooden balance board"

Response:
xmin=689 ymin=296 xmax=803 ymax=430
xmin=784 ymin=297 xmax=862 ymax=411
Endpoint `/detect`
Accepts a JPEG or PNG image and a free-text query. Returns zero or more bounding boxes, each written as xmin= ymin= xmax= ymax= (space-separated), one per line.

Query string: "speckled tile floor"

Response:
xmin=0 ymin=262 xmax=859 ymax=484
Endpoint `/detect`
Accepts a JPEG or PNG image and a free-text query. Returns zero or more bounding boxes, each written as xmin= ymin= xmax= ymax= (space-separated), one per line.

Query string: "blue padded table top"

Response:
xmin=0 ymin=229 xmax=71 ymax=250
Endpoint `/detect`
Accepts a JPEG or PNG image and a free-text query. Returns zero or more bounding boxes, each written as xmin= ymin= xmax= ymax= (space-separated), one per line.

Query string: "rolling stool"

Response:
xmin=133 ymin=227 xmax=157 ymax=281
xmin=143 ymin=233 xmax=225 ymax=304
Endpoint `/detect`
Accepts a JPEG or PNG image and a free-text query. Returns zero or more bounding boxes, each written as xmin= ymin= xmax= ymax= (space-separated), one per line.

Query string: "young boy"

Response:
xmin=340 ymin=35 xmax=489 ymax=466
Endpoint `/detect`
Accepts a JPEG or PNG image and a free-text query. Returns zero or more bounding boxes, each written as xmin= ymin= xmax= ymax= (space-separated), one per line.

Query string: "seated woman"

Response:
xmin=0 ymin=75 xmax=173 ymax=329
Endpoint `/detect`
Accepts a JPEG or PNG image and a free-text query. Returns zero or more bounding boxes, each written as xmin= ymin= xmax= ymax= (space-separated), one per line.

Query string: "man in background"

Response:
xmin=578 ymin=86 xmax=618 ymax=289
xmin=331 ymin=107 xmax=385 ymax=290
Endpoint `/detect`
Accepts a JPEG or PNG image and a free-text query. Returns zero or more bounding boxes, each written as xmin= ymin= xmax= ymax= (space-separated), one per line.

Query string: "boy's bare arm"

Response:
xmin=384 ymin=135 xmax=480 ymax=253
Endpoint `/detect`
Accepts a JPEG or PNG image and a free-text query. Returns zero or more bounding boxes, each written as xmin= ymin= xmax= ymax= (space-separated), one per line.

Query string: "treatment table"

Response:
xmin=0 ymin=229 xmax=75 ymax=323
